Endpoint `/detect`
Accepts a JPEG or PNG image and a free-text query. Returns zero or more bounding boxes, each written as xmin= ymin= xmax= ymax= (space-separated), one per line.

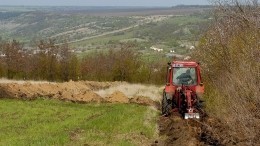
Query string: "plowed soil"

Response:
xmin=0 ymin=79 xmax=158 ymax=106
xmin=153 ymin=113 xmax=223 ymax=146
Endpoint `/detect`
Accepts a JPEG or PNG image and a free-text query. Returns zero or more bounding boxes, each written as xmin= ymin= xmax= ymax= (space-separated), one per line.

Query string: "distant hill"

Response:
xmin=0 ymin=6 xmax=211 ymax=49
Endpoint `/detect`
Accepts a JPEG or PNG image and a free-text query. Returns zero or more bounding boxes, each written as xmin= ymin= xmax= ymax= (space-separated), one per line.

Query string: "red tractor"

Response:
xmin=162 ymin=61 xmax=205 ymax=119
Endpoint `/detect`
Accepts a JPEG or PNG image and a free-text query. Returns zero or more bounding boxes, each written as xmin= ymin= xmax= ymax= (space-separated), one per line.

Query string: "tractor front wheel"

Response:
xmin=162 ymin=92 xmax=172 ymax=116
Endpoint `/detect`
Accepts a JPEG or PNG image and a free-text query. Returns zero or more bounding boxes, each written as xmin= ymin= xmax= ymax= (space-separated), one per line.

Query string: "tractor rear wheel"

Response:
xmin=162 ymin=92 xmax=172 ymax=116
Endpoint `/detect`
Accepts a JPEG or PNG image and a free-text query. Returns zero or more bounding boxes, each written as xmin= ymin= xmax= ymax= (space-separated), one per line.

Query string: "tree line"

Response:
xmin=0 ymin=40 xmax=166 ymax=84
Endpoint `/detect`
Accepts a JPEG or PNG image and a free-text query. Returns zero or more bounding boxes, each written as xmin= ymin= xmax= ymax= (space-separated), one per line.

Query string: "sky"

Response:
xmin=0 ymin=0 xmax=210 ymax=7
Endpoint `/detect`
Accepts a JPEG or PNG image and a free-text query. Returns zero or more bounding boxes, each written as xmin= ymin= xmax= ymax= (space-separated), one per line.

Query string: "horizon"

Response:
xmin=0 ymin=5 xmax=212 ymax=8
xmin=0 ymin=0 xmax=210 ymax=7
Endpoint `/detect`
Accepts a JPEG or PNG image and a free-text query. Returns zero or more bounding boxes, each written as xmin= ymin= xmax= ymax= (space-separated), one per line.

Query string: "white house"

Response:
xmin=150 ymin=46 xmax=163 ymax=52
xmin=190 ymin=46 xmax=195 ymax=50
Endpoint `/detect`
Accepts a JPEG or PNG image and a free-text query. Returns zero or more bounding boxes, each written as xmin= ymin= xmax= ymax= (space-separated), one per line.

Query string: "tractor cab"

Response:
xmin=162 ymin=61 xmax=205 ymax=119
xmin=165 ymin=61 xmax=204 ymax=93
xmin=173 ymin=67 xmax=197 ymax=86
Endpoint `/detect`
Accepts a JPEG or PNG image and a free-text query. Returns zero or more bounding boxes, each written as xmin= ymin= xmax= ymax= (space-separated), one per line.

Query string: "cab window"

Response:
xmin=173 ymin=67 xmax=197 ymax=85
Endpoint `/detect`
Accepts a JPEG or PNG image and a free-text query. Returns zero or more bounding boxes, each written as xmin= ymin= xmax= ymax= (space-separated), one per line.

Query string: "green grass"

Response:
xmin=167 ymin=15 xmax=208 ymax=25
xmin=71 ymin=30 xmax=134 ymax=47
xmin=0 ymin=98 xmax=158 ymax=146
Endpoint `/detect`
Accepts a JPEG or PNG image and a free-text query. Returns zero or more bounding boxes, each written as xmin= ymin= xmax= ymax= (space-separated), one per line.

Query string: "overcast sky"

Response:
xmin=0 ymin=0 xmax=210 ymax=7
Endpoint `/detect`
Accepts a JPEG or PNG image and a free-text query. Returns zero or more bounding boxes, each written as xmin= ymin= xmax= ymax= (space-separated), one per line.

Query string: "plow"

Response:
xmin=162 ymin=61 xmax=205 ymax=119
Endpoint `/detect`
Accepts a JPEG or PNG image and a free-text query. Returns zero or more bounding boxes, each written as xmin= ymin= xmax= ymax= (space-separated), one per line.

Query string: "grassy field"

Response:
xmin=0 ymin=98 xmax=158 ymax=146
xmin=71 ymin=30 xmax=134 ymax=47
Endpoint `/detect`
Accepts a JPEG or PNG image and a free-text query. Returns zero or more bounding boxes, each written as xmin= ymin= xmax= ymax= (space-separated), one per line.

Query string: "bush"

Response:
xmin=193 ymin=0 xmax=259 ymax=144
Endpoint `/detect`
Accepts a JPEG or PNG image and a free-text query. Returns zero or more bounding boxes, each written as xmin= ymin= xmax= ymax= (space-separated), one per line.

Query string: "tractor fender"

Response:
xmin=196 ymin=85 xmax=204 ymax=100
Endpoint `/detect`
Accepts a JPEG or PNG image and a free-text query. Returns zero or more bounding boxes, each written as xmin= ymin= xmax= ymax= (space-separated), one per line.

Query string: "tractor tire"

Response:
xmin=162 ymin=92 xmax=172 ymax=116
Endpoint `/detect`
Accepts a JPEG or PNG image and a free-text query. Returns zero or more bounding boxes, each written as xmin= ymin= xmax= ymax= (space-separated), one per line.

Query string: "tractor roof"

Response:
xmin=172 ymin=61 xmax=199 ymax=67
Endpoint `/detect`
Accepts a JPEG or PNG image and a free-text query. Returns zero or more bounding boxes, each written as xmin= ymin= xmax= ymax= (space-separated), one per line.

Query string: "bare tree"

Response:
xmin=3 ymin=40 xmax=25 ymax=79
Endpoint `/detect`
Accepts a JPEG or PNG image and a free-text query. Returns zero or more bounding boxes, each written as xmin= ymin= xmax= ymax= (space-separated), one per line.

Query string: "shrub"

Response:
xmin=193 ymin=0 xmax=259 ymax=144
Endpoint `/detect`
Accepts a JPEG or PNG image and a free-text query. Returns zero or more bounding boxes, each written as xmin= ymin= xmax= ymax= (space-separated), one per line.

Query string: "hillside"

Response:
xmin=0 ymin=6 xmax=211 ymax=56
xmin=0 ymin=10 xmax=138 ymax=43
